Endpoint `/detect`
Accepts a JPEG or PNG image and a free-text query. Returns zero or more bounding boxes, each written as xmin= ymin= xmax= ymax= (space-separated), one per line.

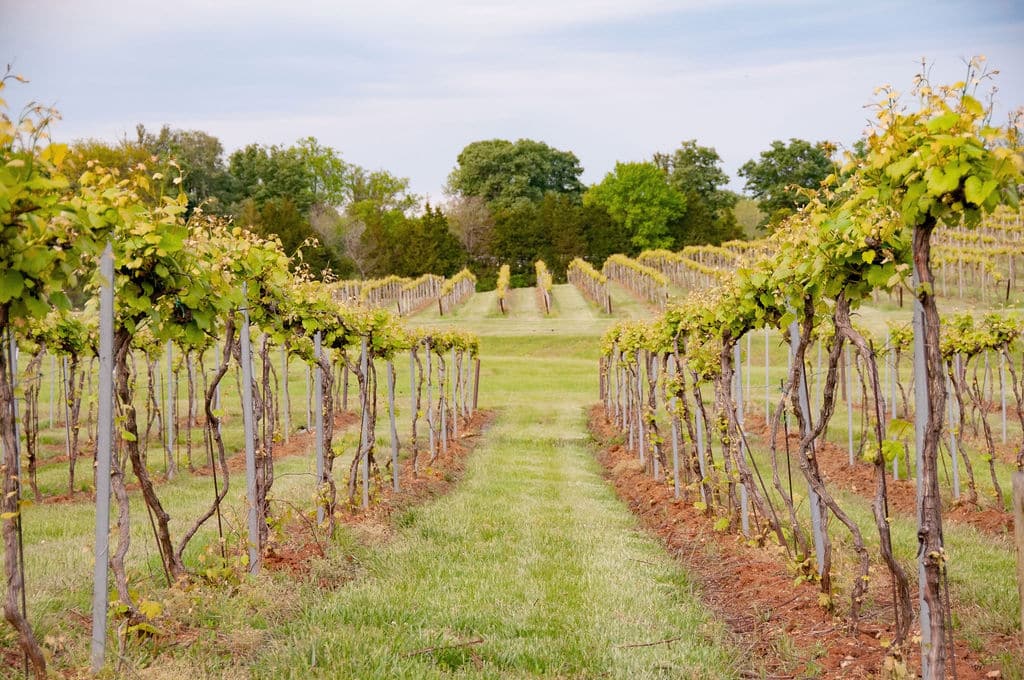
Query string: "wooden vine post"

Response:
xmin=305 ymin=363 xmax=311 ymax=429
xmin=887 ymin=330 xmax=898 ymax=480
xmin=440 ymin=348 xmax=449 ymax=457
xmin=845 ymin=346 xmax=854 ymax=466
xmin=166 ymin=340 xmax=174 ymax=477
xmin=668 ymin=356 xmax=681 ymax=500
xmin=911 ymin=250 xmax=939 ymax=669
xmin=426 ymin=340 xmax=435 ymax=460
xmin=47 ymin=354 xmax=54 ymax=428
xmin=473 ymin=356 xmax=480 ymax=412
xmin=281 ymin=346 xmax=290 ymax=443
xmin=734 ymin=341 xmax=749 ymax=536
xmin=764 ymin=327 xmax=770 ymax=422
xmin=409 ymin=349 xmax=418 ymax=472
xmin=451 ymin=347 xmax=459 ymax=441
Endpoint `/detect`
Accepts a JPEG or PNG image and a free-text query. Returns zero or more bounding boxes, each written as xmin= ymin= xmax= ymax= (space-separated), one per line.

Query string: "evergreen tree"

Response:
xmin=401 ymin=204 xmax=466 ymax=277
xmin=239 ymin=197 xmax=345 ymax=278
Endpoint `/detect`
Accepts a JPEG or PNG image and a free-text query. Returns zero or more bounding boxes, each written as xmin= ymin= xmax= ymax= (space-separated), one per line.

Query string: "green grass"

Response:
xmin=248 ymin=332 xmax=739 ymax=678
xmin=4 ymin=285 xmax=742 ymax=678
xmin=6 ymin=279 xmax=1024 ymax=677
xmin=606 ymin=281 xmax=658 ymax=320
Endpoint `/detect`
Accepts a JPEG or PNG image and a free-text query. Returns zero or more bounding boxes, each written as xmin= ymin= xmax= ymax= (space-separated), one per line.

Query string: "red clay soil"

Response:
xmin=41 ymin=489 xmax=96 ymax=505
xmin=341 ymin=408 xmax=497 ymax=527
xmin=33 ymin=411 xmax=362 ymax=505
xmin=7 ymin=410 xmax=496 ymax=676
xmin=264 ymin=408 xmax=497 ymax=576
xmin=587 ymin=405 xmax=1000 ymax=680
xmin=996 ymin=441 xmax=1022 ymax=468
xmin=194 ymin=410 xmax=360 ymax=476
xmin=741 ymin=411 xmax=1015 ymax=538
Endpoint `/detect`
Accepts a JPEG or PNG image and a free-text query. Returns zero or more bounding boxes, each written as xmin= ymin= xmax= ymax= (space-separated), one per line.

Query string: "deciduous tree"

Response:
xmin=583 ymin=162 xmax=687 ymax=251
xmin=342 ymin=169 xmax=420 ymax=276
xmin=228 ymin=143 xmax=316 ymax=212
xmin=446 ymin=195 xmax=495 ymax=262
xmin=655 ymin=140 xmax=742 ymax=244
xmin=447 ymin=138 xmax=584 ymax=208
xmin=738 ymin=138 xmax=835 ymax=229
xmin=136 ymin=124 xmax=234 ymax=214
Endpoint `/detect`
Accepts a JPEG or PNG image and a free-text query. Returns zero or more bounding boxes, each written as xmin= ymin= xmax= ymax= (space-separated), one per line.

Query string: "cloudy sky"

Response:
xmin=2 ymin=1 xmax=1022 ymax=200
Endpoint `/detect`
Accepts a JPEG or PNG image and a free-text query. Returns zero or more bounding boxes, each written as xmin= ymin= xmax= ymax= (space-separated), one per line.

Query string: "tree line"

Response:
xmin=70 ymin=126 xmax=835 ymax=287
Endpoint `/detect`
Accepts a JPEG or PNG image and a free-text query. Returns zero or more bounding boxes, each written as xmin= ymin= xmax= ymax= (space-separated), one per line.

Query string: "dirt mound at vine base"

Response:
xmin=264 ymin=408 xmax=498 ymax=574
xmin=742 ymin=411 xmax=1015 ymax=537
xmin=588 ymin=404 xmax=998 ymax=680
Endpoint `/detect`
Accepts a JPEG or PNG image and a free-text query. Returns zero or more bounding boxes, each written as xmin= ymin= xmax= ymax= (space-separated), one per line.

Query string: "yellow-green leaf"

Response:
xmin=138 ymin=599 xmax=162 ymax=620
xmin=0 ymin=269 xmax=24 ymax=303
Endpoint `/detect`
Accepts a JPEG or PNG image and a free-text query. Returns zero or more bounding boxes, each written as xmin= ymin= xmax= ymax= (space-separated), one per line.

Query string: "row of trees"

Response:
xmin=72 ymin=121 xmax=834 ymax=287
xmin=66 ymin=128 xmax=467 ymax=281
xmin=445 ymin=137 xmax=832 ymax=284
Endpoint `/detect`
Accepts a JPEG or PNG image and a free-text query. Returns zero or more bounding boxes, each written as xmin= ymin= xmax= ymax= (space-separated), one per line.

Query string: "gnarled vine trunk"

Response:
xmin=912 ymin=219 xmax=949 ymax=677
xmin=835 ymin=292 xmax=912 ymax=647
xmin=175 ymin=319 xmax=235 ymax=566
xmin=64 ymin=354 xmax=85 ymax=496
xmin=0 ymin=314 xmax=48 ymax=678
xmin=22 ymin=350 xmax=43 ymax=501
xmin=315 ymin=352 xmax=336 ymax=534
xmin=411 ymin=347 xmax=424 ymax=477
xmin=718 ymin=335 xmax=787 ymax=548
xmin=945 ymin=356 xmax=979 ymax=503
xmin=671 ymin=340 xmax=713 ymax=508
xmin=114 ymin=329 xmax=186 ymax=584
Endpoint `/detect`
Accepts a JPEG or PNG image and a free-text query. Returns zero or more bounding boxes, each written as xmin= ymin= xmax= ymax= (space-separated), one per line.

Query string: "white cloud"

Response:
xmin=7 ymin=0 xmax=1023 ymax=201
xmin=5 ymin=0 xmax=721 ymax=42
xmin=54 ymin=39 xmax=1015 ymax=202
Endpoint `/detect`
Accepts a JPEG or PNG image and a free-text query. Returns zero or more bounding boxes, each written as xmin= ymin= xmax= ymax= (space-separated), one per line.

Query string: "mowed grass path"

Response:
xmin=251 ymin=321 xmax=739 ymax=677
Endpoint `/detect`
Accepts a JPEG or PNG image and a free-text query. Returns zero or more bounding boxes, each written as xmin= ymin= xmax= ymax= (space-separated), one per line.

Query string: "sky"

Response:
xmin=2 ymin=0 xmax=1023 ymax=201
